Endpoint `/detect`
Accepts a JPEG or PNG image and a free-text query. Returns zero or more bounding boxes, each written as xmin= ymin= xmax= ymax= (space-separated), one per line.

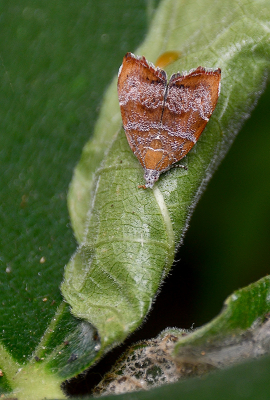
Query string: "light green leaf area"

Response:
xmin=64 ymin=131 xmax=175 ymax=345
xmin=64 ymin=0 xmax=270 ymax=353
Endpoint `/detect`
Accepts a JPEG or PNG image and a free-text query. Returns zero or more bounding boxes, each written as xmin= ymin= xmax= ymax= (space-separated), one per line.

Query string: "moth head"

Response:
xmin=144 ymin=169 xmax=160 ymax=189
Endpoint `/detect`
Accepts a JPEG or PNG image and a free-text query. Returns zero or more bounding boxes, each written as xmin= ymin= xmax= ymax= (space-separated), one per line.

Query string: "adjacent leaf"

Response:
xmin=173 ymin=276 xmax=270 ymax=354
xmin=63 ymin=0 xmax=270 ymax=357
xmin=93 ymin=276 xmax=270 ymax=396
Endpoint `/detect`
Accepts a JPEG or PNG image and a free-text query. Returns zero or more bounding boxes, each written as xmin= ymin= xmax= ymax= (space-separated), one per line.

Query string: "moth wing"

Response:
xmin=161 ymin=67 xmax=221 ymax=162
xmin=117 ymin=52 xmax=167 ymax=168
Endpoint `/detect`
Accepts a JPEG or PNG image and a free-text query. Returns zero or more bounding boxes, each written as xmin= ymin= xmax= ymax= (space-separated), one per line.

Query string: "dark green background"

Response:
xmin=0 ymin=0 xmax=269 ymax=390
xmin=184 ymin=81 xmax=270 ymax=325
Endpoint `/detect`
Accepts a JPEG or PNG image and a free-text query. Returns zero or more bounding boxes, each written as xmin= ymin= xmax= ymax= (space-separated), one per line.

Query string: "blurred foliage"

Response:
xmin=0 ymin=0 xmax=149 ymax=363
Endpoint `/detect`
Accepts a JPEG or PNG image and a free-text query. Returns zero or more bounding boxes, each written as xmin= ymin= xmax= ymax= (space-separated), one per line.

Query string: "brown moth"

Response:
xmin=117 ymin=52 xmax=221 ymax=188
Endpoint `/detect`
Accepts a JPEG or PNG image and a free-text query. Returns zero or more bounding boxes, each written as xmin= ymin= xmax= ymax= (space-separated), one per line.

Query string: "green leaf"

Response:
xmin=0 ymin=0 xmax=149 ymax=397
xmin=63 ymin=0 xmax=270 ymax=356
